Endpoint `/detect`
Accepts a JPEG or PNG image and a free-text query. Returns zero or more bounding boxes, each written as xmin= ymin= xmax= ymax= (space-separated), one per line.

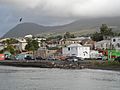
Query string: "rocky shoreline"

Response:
xmin=0 ymin=60 xmax=88 ymax=69
xmin=0 ymin=60 xmax=120 ymax=71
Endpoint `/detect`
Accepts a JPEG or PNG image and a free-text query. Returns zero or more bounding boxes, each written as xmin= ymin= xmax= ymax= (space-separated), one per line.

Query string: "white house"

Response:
xmin=17 ymin=38 xmax=27 ymax=51
xmin=62 ymin=44 xmax=90 ymax=59
xmin=34 ymin=37 xmax=46 ymax=47
xmin=111 ymin=37 xmax=120 ymax=50
xmin=95 ymin=40 xmax=111 ymax=50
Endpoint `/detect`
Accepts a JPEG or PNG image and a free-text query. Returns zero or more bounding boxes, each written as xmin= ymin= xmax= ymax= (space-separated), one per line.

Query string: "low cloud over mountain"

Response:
xmin=1 ymin=0 xmax=120 ymax=37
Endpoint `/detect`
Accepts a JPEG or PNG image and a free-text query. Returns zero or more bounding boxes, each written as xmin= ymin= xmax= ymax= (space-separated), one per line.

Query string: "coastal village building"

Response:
xmin=59 ymin=38 xmax=82 ymax=46
xmin=46 ymin=38 xmax=59 ymax=48
xmin=34 ymin=37 xmax=46 ymax=47
xmin=59 ymin=37 xmax=91 ymax=46
xmin=95 ymin=40 xmax=111 ymax=50
xmin=111 ymin=37 xmax=120 ymax=50
xmin=17 ymin=38 xmax=27 ymax=51
xmin=81 ymin=39 xmax=96 ymax=50
xmin=17 ymin=36 xmax=46 ymax=51
xmin=62 ymin=44 xmax=90 ymax=59
xmin=95 ymin=37 xmax=120 ymax=50
xmin=35 ymin=47 xmax=57 ymax=58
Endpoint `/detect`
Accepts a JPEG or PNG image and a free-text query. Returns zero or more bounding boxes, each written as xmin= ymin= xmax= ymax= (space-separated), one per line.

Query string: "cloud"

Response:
xmin=0 ymin=0 xmax=120 ymax=37
xmin=0 ymin=0 xmax=120 ymax=18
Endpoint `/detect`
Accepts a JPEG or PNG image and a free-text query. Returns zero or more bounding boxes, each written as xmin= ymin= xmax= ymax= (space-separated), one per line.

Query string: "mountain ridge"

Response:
xmin=3 ymin=17 xmax=120 ymax=38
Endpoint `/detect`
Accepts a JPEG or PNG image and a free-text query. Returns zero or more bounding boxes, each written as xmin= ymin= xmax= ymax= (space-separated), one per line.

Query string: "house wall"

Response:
xmin=111 ymin=37 xmax=120 ymax=50
xmin=95 ymin=40 xmax=111 ymax=50
xmin=46 ymin=50 xmax=57 ymax=57
xmin=62 ymin=47 xmax=79 ymax=57
xmin=36 ymin=49 xmax=57 ymax=58
xmin=62 ymin=46 xmax=90 ymax=58
xmin=36 ymin=50 xmax=47 ymax=58
xmin=19 ymin=42 xmax=27 ymax=51
xmin=78 ymin=47 xmax=90 ymax=58
xmin=0 ymin=44 xmax=4 ymax=51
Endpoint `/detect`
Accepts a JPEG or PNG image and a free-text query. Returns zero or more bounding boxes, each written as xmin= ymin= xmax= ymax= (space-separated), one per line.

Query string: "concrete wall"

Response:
xmin=62 ymin=45 xmax=90 ymax=58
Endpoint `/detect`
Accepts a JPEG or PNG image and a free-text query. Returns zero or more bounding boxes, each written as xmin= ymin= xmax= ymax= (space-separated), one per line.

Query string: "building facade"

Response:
xmin=95 ymin=40 xmax=111 ymax=50
xmin=111 ymin=37 xmax=120 ymax=50
xmin=17 ymin=38 xmax=27 ymax=51
xmin=36 ymin=47 xmax=57 ymax=58
xmin=62 ymin=44 xmax=90 ymax=58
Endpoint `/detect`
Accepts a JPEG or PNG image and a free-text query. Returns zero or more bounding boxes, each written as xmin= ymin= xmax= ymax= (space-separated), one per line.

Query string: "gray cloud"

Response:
xmin=0 ymin=0 xmax=120 ymax=37
xmin=1 ymin=0 xmax=120 ymax=17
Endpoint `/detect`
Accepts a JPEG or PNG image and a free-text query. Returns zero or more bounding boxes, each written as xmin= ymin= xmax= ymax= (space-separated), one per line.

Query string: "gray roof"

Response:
xmin=68 ymin=44 xmax=82 ymax=47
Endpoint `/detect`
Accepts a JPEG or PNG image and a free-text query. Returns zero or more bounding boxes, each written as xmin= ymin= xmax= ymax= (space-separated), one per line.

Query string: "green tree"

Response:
xmin=4 ymin=45 xmax=16 ymax=54
xmin=64 ymin=32 xmax=75 ymax=39
xmin=25 ymin=39 xmax=39 ymax=59
xmin=46 ymin=35 xmax=63 ymax=41
xmin=91 ymin=32 xmax=103 ymax=41
xmin=70 ymin=34 xmax=75 ymax=38
xmin=100 ymin=24 xmax=113 ymax=36
xmin=2 ymin=38 xmax=18 ymax=45
xmin=46 ymin=36 xmax=55 ymax=41
xmin=55 ymin=35 xmax=63 ymax=40
xmin=117 ymin=32 xmax=120 ymax=36
xmin=25 ymin=39 xmax=39 ymax=51
xmin=91 ymin=24 xmax=114 ymax=41
xmin=100 ymin=24 xmax=108 ymax=35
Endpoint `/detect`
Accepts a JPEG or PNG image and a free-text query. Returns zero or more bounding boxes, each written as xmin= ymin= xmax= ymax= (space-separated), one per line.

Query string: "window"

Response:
xmin=68 ymin=47 xmax=70 ymax=51
xmin=113 ymin=39 xmax=116 ymax=42
xmin=117 ymin=43 xmax=120 ymax=47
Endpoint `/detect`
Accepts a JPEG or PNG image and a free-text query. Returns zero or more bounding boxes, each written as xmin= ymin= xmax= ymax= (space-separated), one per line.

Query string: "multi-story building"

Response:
xmin=62 ymin=44 xmax=90 ymax=59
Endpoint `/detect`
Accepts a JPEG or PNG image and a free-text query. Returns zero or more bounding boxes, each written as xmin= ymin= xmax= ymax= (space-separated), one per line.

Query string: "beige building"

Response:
xmin=59 ymin=38 xmax=82 ymax=46
xmin=36 ymin=47 xmax=57 ymax=58
xmin=82 ymin=39 xmax=96 ymax=50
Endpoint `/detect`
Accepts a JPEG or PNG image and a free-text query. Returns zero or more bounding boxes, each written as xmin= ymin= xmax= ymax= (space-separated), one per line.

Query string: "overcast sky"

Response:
xmin=0 ymin=0 xmax=120 ymax=37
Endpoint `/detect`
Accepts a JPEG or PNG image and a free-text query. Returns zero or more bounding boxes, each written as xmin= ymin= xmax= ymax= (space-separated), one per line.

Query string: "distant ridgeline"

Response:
xmin=3 ymin=17 xmax=120 ymax=38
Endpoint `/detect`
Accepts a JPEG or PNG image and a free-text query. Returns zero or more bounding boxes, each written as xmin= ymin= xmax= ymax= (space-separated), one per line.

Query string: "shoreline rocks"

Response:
xmin=0 ymin=60 xmax=120 ymax=71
